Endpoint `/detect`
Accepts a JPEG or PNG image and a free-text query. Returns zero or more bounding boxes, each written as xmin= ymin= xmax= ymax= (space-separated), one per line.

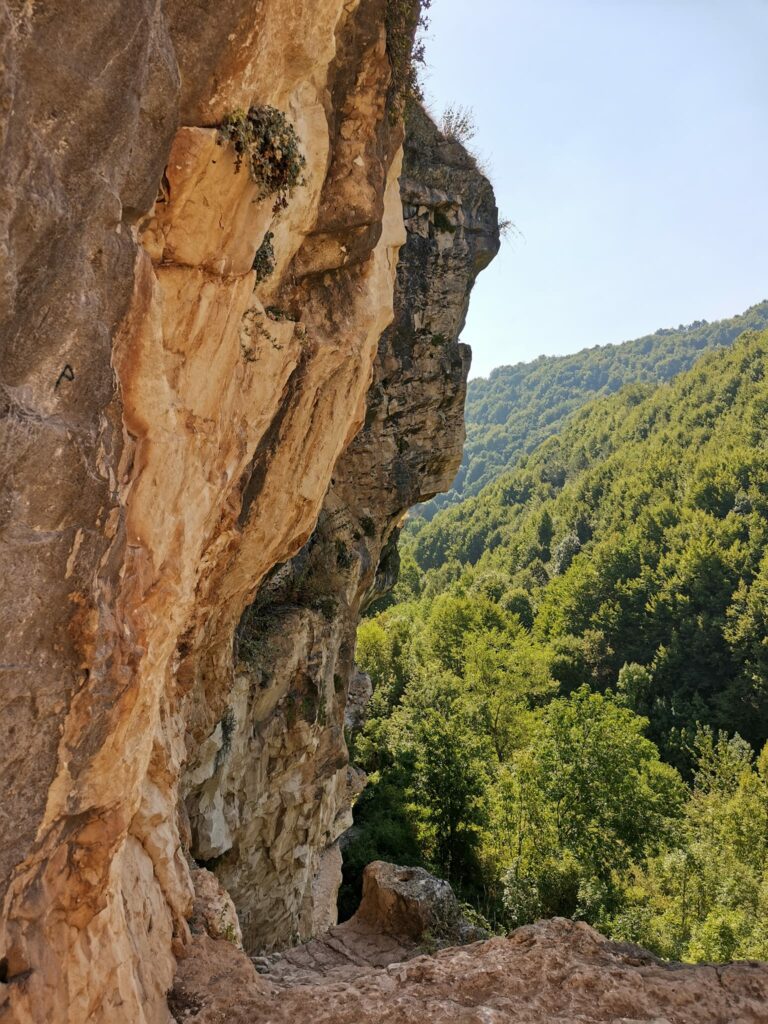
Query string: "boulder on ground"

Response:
xmin=355 ymin=860 xmax=488 ymax=946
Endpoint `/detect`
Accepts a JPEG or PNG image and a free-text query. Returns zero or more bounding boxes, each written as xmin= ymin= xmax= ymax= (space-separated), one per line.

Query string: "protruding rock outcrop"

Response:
xmin=352 ymin=861 xmax=487 ymax=947
xmin=182 ymin=102 xmax=500 ymax=954
xmin=1 ymin=3 xmax=409 ymax=1021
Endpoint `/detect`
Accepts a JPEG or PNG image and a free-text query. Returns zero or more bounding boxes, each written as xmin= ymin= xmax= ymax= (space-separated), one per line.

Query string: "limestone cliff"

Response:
xmin=0 ymin=2 xmax=413 ymax=1021
xmin=181 ymin=102 xmax=500 ymax=954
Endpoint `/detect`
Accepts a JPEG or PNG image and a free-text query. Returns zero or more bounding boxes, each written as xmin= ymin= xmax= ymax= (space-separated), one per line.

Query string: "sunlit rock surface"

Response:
xmin=182 ymin=102 xmax=500 ymax=954
xmin=0 ymin=2 xmax=404 ymax=1020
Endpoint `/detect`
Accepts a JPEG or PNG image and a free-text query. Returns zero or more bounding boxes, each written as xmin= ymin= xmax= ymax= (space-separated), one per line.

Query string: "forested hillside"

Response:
xmin=418 ymin=301 xmax=768 ymax=518
xmin=344 ymin=328 xmax=768 ymax=962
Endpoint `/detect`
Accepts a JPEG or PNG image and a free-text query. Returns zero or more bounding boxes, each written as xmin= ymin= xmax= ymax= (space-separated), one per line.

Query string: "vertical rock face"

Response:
xmin=0 ymin=2 xmax=410 ymax=1021
xmin=182 ymin=102 xmax=500 ymax=953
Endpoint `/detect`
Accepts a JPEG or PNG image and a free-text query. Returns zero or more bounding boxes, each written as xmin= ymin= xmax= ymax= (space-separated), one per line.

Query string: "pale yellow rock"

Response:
xmin=141 ymin=128 xmax=273 ymax=275
xmin=0 ymin=3 xmax=403 ymax=1023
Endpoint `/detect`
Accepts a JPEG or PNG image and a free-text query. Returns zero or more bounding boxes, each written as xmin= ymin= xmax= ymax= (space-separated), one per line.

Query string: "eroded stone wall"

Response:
xmin=182 ymin=102 xmax=500 ymax=954
xmin=0 ymin=2 xmax=408 ymax=1021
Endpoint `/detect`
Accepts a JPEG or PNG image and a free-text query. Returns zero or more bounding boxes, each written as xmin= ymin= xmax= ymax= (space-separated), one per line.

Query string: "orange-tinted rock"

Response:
xmin=171 ymin=914 xmax=768 ymax=1024
xmin=0 ymin=3 xmax=403 ymax=1022
xmin=182 ymin=104 xmax=500 ymax=955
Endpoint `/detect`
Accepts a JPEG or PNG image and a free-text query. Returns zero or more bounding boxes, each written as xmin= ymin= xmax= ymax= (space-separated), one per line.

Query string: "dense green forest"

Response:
xmin=418 ymin=301 xmax=768 ymax=519
xmin=343 ymin=328 xmax=768 ymax=962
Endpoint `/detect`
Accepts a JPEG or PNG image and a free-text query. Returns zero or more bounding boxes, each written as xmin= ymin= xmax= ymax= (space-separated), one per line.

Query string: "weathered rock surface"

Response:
xmin=1 ymin=2 xmax=406 ymax=1021
xmin=352 ymin=860 xmax=487 ymax=947
xmin=189 ymin=868 xmax=243 ymax=950
xmin=172 ymin=909 xmax=768 ymax=1024
xmin=182 ymin=101 xmax=501 ymax=953
xmin=239 ymin=860 xmax=486 ymax=989
xmin=169 ymin=862 xmax=768 ymax=1021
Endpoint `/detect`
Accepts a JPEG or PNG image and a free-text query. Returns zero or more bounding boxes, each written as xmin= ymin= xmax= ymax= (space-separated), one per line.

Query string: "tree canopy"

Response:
xmin=416 ymin=300 xmax=768 ymax=519
xmin=343 ymin=327 xmax=768 ymax=960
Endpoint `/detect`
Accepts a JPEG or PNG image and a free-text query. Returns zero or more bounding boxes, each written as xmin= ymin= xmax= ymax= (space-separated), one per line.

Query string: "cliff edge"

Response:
xmin=1 ymin=2 xmax=411 ymax=1020
xmin=181 ymin=99 xmax=500 ymax=954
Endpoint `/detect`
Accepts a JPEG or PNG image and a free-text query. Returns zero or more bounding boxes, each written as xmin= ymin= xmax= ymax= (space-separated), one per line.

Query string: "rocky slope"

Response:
xmin=0 ymin=2 xmax=416 ymax=1021
xmin=171 ymin=862 xmax=768 ymax=1024
xmin=182 ymin=100 xmax=500 ymax=954
xmin=175 ymin=924 xmax=768 ymax=1024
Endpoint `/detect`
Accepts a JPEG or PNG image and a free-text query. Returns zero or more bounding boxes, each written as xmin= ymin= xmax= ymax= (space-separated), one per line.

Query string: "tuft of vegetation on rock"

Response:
xmin=252 ymin=231 xmax=275 ymax=282
xmin=385 ymin=0 xmax=431 ymax=115
xmin=439 ymin=104 xmax=477 ymax=145
xmin=218 ymin=106 xmax=306 ymax=212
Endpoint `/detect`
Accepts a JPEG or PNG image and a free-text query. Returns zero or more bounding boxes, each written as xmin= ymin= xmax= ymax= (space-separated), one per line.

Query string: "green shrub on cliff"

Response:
xmin=385 ymin=0 xmax=431 ymax=113
xmin=252 ymin=230 xmax=275 ymax=281
xmin=219 ymin=105 xmax=306 ymax=211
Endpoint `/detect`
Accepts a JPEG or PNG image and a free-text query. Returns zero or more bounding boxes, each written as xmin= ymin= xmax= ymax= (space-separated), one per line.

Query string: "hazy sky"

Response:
xmin=420 ymin=0 xmax=768 ymax=379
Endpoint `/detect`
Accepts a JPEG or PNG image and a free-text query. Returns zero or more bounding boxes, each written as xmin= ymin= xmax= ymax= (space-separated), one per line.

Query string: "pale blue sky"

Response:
xmin=420 ymin=0 xmax=768 ymax=379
